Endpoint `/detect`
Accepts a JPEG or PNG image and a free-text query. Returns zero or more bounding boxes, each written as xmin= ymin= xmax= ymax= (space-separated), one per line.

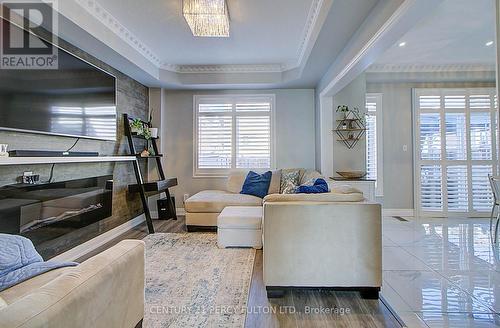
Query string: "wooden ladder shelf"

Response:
xmin=123 ymin=114 xmax=178 ymax=233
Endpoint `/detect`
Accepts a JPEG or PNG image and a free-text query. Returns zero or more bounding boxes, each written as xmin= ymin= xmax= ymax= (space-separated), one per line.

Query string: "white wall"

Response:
xmin=161 ymin=89 xmax=316 ymax=208
xmin=367 ymin=80 xmax=495 ymax=209
xmin=332 ymin=74 xmax=367 ymax=172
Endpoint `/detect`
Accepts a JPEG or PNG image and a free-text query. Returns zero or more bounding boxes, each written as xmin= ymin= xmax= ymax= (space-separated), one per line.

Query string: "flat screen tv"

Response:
xmin=0 ymin=19 xmax=117 ymax=141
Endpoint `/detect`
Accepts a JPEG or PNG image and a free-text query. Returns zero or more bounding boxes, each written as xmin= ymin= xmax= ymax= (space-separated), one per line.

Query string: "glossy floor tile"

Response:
xmin=381 ymin=216 xmax=500 ymax=327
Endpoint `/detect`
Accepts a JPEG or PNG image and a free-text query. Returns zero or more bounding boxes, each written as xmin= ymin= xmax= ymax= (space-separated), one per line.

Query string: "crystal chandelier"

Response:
xmin=183 ymin=0 xmax=230 ymax=37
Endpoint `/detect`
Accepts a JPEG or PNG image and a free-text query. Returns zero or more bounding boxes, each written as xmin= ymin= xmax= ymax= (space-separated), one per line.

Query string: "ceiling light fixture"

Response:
xmin=398 ymin=41 xmax=406 ymax=47
xmin=486 ymin=40 xmax=494 ymax=46
xmin=183 ymin=0 xmax=230 ymax=37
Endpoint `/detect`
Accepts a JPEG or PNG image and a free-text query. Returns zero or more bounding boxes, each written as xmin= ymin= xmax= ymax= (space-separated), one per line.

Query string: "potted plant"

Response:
xmin=130 ymin=118 xmax=143 ymax=134
xmin=336 ymin=105 xmax=349 ymax=119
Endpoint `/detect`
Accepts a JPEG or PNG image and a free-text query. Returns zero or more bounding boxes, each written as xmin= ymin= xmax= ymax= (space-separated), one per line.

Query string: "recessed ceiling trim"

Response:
xmin=177 ymin=64 xmax=285 ymax=73
xmin=75 ymin=0 xmax=326 ymax=74
xmin=75 ymin=0 xmax=163 ymax=68
xmin=367 ymin=63 xmax=496 ymax=73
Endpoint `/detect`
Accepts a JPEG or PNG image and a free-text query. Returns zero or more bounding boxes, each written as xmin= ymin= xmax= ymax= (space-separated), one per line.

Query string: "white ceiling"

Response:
xmin=98 ymin=0 xmax=313 ymax=68
xmin=372 ymin=0 xmax=496 ymax=70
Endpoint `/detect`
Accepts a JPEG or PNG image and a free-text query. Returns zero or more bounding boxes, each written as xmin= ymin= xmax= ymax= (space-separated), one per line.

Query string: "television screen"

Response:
xmin=0 ymin=19 xmax=117 ymax=141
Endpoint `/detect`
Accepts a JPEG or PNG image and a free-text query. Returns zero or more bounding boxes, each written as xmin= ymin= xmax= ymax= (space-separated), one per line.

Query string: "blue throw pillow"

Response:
xmin=296 ymin=178 xmax=329 ymax=194
xmin=240 ymin=171 xmax=272 ymax=198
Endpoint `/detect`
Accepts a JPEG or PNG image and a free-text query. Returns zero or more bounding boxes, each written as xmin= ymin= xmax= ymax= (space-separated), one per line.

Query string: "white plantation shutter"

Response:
xmin=197 ymin=116 xmax=232 ymax=169
xmin=365 ymin=94 xmax=383 ymax=195
xmin=420 ymin=165 xmax=443 ymax=211
xmin=446 ymin=165 xmax=468 ymax=212
xmin=415 ymin=88 xmax=498 ymax=216
xmin=236 ymin=116 xmax=271 ymax=168
xmin=194 ymin=95 xmax=274 ymax=176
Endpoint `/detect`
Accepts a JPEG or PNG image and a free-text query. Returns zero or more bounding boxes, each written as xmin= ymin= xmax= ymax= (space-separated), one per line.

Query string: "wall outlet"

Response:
xmin=403 ymin=144 xmax=408 ymax=152
xmin=183 ymin=194 xmax=190 ymax=202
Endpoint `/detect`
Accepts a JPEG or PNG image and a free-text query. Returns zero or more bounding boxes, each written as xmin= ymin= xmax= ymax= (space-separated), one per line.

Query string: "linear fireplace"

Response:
xmin=0 ymin=175 xmax=113 ymax=256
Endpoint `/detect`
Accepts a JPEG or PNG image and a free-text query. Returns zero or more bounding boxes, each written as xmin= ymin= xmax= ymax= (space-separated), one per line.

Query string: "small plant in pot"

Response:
xmin=336 ymin=105 xmax=349 ymax=119
xmin=130 ymin=119 xmax=143 ymax=134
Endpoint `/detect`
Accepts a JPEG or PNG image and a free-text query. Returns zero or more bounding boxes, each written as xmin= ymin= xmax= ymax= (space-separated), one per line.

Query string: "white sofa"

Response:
xmin=0 ymin=240 xmax=145 ymax=328
xmin=185 ymin=169 xmax=382 ymax=298
xmin=184 ymin=169 xmax=321 ymax=229
xmin=262 ymin=197 xmax=382 ymax=299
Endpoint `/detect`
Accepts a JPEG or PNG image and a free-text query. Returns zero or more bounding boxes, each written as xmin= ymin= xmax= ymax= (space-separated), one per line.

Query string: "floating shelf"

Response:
xmin=131 ymin=133 xmax=159 ymax=140
xmin=128 ymin=178 xmax=178 ymax=194
xmin=335 ymin=111 xmax=366 ymax=149
xmin=333 ymin=128 xmax=366 ymax=132
xmin=135 ymin=154 xmax=163 ymax=159
xmin=0 ymin=156 xmax=136 ymax=166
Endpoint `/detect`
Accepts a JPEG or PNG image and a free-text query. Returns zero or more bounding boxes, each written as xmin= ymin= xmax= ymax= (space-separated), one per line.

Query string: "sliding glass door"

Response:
xmin=414 ymin=88 xmax=498 ymax=217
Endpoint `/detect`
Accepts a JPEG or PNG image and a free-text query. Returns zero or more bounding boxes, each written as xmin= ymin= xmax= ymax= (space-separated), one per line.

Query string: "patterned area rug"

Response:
xmin=143 ymin=233 xmax=255 ymax=328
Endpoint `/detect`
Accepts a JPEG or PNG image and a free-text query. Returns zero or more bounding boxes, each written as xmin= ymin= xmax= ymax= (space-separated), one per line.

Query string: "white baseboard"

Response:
xmin=382 ymin=209 xmax=415 ymax=217
xmin=51 ymin=214 xmax=146 ymax=262
xmin=150 ymin=208 xmax=185 ymax=219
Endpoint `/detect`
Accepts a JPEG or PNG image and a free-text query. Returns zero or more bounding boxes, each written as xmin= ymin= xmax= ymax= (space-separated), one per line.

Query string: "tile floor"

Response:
xmin=381 ymin=216 xmax=500 ymax=327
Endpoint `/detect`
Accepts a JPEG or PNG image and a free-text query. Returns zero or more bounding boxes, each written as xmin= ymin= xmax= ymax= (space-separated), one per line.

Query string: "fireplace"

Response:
xmin=0 ymin=175 xmax=113 ymax=255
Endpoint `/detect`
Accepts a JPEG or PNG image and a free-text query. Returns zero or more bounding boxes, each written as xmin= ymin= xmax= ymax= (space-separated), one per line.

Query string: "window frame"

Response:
xmin=193 ymin=94 xmax=276 ymax=178
xmin=412 ymin=87 xmax=498 ymax=217
xmin=365 ymin=93 xmax=384 ymax=197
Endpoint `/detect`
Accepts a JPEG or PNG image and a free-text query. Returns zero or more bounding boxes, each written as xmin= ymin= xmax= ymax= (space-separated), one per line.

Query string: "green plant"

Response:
xmin=336 ymin=105 xmax=349 ymax=113
xmin=130 ymin=119 xmax=143 ymax=133
xmin=142 ymin=126 xmax=152 ymax=140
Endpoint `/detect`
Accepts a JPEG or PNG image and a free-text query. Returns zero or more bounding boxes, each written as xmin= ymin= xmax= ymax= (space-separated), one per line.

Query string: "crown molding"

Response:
xmin=284 ymin=0 xmax=325 ymax=71
xmin=367 ymin=63 xmax=496 ymax=73
xmin=75 ymin=0 xmax=325 ymax=74
xmin=175 ymin=64 xmax=285 ymax=73
xmin=75 ymin=0 xmax=163 ymax=68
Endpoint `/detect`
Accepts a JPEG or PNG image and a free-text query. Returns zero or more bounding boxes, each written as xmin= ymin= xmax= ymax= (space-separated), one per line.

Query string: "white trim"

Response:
xmin=382 ymin=209 xmax=415 ymax=217
xmin=50 ymin=214 xmax=146 ymax=262
xmin=193 ymin=94 xmax=276 ymax=177
xmin=366 ymin=93 xmax=384 ymax=197
xmin=367 ymin=63 xmax=496 ymax=73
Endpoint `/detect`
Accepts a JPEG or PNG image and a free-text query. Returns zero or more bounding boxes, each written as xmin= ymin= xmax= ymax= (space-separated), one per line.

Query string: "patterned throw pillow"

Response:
xmin=280 ymin=169 xmax=301 ymax=194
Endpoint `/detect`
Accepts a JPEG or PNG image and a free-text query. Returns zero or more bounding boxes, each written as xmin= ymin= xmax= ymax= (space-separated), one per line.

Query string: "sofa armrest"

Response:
xmin=263 ymin=192 xmax=364 ymax=203
xmin=0 ymin=240 xmax=145 ymax=328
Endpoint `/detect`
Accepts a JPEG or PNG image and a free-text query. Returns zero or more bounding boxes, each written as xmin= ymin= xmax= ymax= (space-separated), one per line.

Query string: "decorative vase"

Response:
xmin=150 ymin=128 xmax=158 ymax=139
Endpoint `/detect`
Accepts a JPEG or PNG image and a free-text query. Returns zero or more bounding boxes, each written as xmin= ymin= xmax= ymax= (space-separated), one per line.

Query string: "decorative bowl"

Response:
xmin=336 ymin=170 xmax=367 ymax=179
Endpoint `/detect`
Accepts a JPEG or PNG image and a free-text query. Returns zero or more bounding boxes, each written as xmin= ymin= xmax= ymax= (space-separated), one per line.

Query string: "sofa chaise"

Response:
xmin=0 ymin=240 xmax=145 ymax=328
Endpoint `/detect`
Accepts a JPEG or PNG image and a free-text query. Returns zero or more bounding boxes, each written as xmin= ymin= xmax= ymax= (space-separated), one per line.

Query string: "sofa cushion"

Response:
xmin=217 ymin=206 xmax=262 ymax=229
xmin=227 ymin=170 xmax=281 ymax=194
xmin=280 ymin=169 xmax=302 ymax=194
xmin=185 ymin=190 xmax=262 ymax=213
xmin=0 ymin=267 xmax=71 ymax=305
xmin=300 ymin=170 xmax=323 ymax=185
xmin=263 ymin=192 xmax=364 ymax=203
xmin=240 ymin=171 xmax=272 ymax=198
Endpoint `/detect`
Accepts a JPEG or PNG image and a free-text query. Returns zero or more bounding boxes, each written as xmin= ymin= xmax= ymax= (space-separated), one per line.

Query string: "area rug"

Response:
xmin=143 ymin=233 xmax=255 ymax=328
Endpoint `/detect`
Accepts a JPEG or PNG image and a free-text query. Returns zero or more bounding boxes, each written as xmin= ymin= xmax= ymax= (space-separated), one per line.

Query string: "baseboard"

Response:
xmin=382 ymin=209 xmax=415 ymax=217
xmin=50 ymin=214 xmax=146 ymax=262
xmin=151 ymin=208 xmax=185 ymax=219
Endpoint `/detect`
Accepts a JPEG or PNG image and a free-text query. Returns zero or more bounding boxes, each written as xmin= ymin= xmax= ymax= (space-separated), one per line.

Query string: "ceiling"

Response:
xmin=98 ymin=0 xmax=313 ymax=68
xmin=371 ymin=0 xmax=496 ymax=71
xmin=48 ymin=0 xmax=386 ymax=88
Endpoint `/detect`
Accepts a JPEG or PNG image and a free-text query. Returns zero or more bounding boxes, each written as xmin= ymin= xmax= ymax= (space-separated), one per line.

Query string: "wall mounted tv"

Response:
xmin=0 ymin=19 xmax=117 ymax=141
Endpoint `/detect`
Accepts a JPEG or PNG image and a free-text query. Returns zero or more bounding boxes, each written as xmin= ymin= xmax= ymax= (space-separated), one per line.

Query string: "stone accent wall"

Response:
xmin=0 ymin=32 xmax=149 ymax=259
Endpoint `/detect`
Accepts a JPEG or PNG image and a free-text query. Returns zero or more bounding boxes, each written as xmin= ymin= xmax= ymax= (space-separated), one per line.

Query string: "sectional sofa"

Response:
xmin=185 ymin=169 xmax=383 ymax=298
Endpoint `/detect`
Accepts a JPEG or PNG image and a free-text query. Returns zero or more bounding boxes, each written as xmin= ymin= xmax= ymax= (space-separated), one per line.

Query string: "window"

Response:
xmin=366 ymin=93 xmax=383 ymax=196
xmin=194 ymin=95 xmax=275 ymax=176
xmin=414 ymin=88 xmax=498 ymax=216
